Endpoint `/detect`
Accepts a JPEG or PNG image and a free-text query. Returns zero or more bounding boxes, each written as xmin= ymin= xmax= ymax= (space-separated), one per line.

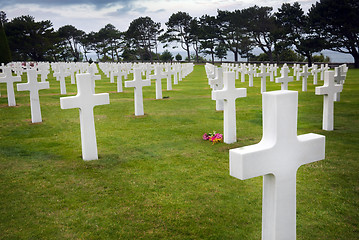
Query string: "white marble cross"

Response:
xmin=275 ymin=65 xmax=293 ymax=90
xmin=17 ymin=69 xmax=50 ymax=123
xmin=299 ymin=65 xmax=311 ymax=91
xmin=240 ymin=64 xmax=247 ymax=83
xmin=150 ymin=65 xmax=167 ymax=100
xmin=60 ymin=73 xmax=110 ymax=160
xmin=311 ymin=65 xmax=320 ymax=85
xmin=273 ymin=64 xmax=278 ymax=77
xmin=54 ymin=66 xmax=69 ymax=95
xmin=212 ymin=71 xmax=246 ymax=144
xmin=333 ymin=66 xmax=346 ymax=102
xmin=292 ymin=64 xmax=297 ymax=77
xmin=37 ymin=64 xmax=50 ymax=83
xmin=230 ymin=90 xmax=325 ymax=240
xmin=257 ymin=65 xmax=270 ymax=93
xmin=320 ymin=64 xmax=329 ymax=81
xmin=125 ymin=68 xmax=151 ymax=116
xmin=247 ymin=65 xmax=256 ymax=87
xmin=165 ymin=65 xmax=173 ymax=90
xmin=87 ymin=64 xmax=101 ymax=92
xmin=209 ymin=67 xmax=224 ymax=111
xmin=315 ymin=71 xmax=343 ymax=131
xmin=267 ymin=65 xmax=274 ymax=82
xmin=0 ymin=67 xmax=21 ymax=106
xmin=295 ymin=65 xmax=301 ymax=81
xmin=115 ymin=70 xmax=126 ymax=93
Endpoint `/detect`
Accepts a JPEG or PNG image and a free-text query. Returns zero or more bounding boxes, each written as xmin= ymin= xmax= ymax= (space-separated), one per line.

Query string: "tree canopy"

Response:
xmin=2 ymin=0 xmax=358 ymax=66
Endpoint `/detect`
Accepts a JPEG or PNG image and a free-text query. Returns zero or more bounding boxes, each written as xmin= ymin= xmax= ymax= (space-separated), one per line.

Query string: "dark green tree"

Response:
xmin=275 ymin=2 xmax=324 ymax=66
xmin=309 ymin=0 xmax=359 ymax=68
xmin=175 ymin=53 xmax=182 ymax=61
xmin=242 ymin=6 xmax=277 ymax=63
xmin=97 ymin=24 xmax=124 ymax=62
xmin=126 ymin=16 xmax=161 ymax=62
xmin=58 ymin=25 xmax=85 ymax=61
xmin=215 ymin=41 xmax=227 ymax=62
xmin=160 ymin=49 xmax=173 ymax=62
xmin=217 ymin=9 xmax=253 ymax=62
xmin=161 ymin=12 xmax=193 ymax=62
xmin=198 ymin=14 xmax=219 ymax=64
xmin=0 ymin=11 xmax=11 ymax=64
xmin=6 ymin=15 xmax=55 ymax=61
xmin=189 ymin=18 xmax=201 ymax=63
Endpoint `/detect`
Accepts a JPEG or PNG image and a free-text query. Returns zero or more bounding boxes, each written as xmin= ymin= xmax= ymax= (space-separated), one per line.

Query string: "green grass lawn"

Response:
xmin=0 ymin=64 xmax=358 ymax=239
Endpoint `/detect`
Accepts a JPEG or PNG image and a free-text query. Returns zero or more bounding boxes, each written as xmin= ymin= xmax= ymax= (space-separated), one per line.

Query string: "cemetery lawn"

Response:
xmin=0 ymin=64 xmax=358 ymax=239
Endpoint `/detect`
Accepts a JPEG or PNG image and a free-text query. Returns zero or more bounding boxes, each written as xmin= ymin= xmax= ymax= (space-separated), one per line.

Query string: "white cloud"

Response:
xmin=3 ymin=0 xmax=318 ymax=33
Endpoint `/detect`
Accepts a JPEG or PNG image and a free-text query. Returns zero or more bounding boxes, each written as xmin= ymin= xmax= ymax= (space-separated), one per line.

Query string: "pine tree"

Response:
xmin=0 ymin=14 xmax=12 ymax=64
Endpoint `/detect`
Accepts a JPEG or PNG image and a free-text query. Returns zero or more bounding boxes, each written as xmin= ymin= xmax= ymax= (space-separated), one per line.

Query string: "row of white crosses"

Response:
xmin=59 ymin=62 xmax=193 ymax=160
xmin=208 ymin=64 xmax=329 ymax=239
xmin=206 ymin=65 xmax=246 ymax=143
xmin=230 ymin=90 xmax=325 ymax=240
xmin=217 ymin=66 xmax=329 ymax=240
xmin=223 ymin=63 xmax=279 ymax=85
xmin=0 ymin=63 xmax=50 ymax=109
xmin=206 ymin=62 xmax=346 ymax=146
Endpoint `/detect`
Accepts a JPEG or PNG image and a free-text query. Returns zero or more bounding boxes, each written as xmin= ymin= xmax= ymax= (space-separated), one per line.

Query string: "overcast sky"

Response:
xmin=1 ymin=0 xmax=319 ymax=33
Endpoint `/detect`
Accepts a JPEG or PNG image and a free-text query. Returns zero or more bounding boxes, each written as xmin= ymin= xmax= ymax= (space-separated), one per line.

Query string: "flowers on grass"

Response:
xmin=203 ymin=131 xmax=223 ymax=144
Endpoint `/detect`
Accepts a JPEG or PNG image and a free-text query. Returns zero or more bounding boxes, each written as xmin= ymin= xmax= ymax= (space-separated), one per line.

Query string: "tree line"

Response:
xmin=0 ymin=0 xmax=358 ymax=67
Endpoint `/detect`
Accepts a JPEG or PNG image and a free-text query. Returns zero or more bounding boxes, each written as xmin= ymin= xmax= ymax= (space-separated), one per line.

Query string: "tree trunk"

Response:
xmin=268 ymin=50 xmax=273 ymax=63
xmin=234 ymin=52 xmax=238 ymax=62
xmin=306 ymin=52 xmax=313 ymax=67
xmin=351 ymin=48 xmax=359 ymax=68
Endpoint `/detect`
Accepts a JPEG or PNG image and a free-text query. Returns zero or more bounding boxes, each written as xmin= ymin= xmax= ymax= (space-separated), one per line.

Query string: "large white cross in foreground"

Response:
xmin=125 ymin=68 xmax=151 ymax=116
xmin=17 ymin=69 xmax=49 ymax=123
xmin=60 ymin=73 xmax=110 ymax=161
xmin=230 ymin=90 xmax=325 ymax=240
xmin=315 ymin=71 xmax=343 ymax=131
xmin=0 ymin=67 xmax=21 ymax=106
xmin=212 ymin=71 xmax=246 ymax=144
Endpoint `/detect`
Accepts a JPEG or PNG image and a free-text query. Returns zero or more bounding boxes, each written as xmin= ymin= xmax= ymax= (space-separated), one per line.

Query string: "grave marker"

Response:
xmin=315 ymin=71 xmax=343 ymax=131
xmin=125 ymin=68 xmax=151 ymax=116
xmin=17 ymin=69 xmax=49 ymax=123
xmin=299 ymin=65 xmax=310 ymax=91
xmin=311 ymin=65 xmax=320 ymax=85
xmin=212 ymin=71 xmax=246 ymax=144
xmin=150 ymin=65 xmax=167 ymax=99
xmin=230 ymin=90 xmax=325 ymax=240
xmin=333 ymin=66 xmax=346 ymax=102
xmin=257 ymin=65 xmax=270 ymax=93
xmin=247 ymin=65 xmax=256 ymax=87
xmin=209 ymin=67 xmax=224 ymax=111
xmin=0 ymin=67 xmax=21 ymax=106
xmin=60 ymin=73 xmax=110 ymax=160
xmin=275 ymin=65 xmax=293 ymax=90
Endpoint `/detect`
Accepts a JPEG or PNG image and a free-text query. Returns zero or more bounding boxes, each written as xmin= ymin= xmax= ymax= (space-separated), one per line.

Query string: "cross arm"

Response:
xmin=142 ymin=79 xmax=151 ymax=86
xmin=229 ymin=141 xmax=275 ymax=180
xmin=39 ymin=82 xmax=50 ymax=90
xmin=296 ymin=133 xmax=325 ymax=166
xmin=60 ymin=96 xmax=80 ymax=110
xmin=93 ymin=93 xmax=110 ymax=107
xmin=212 ymin=89 xmax=226 ymax=101
xmin=17 ymin=83 xmax=29 ymax=92
xmin=124 ymin=80 xmax=136 ymax=88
